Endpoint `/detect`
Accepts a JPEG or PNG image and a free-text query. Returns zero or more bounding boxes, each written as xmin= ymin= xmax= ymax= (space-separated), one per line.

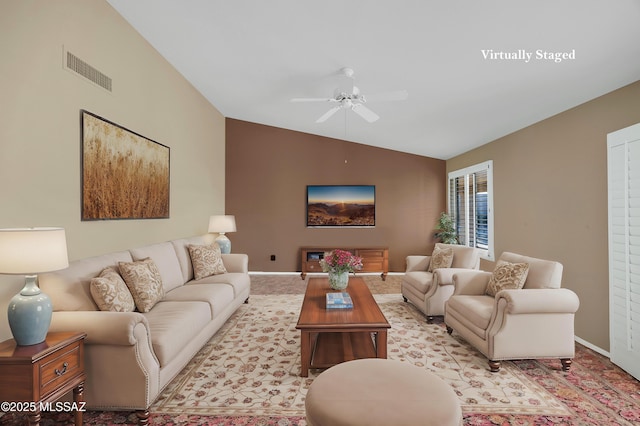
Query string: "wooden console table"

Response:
xmin=0 ymin=332 xmax=86 ymax=426
xmin=300 ymin=247 xmax=388 ymax=280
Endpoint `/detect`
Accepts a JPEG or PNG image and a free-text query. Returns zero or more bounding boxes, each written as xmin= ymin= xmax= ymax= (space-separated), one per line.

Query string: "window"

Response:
xmin=448 ymin=160 xmax=494 ymax=260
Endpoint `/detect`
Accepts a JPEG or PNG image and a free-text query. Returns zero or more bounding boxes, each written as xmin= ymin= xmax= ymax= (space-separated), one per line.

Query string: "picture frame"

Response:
xmin=81 ymin=110 xmax=170 ymax=220
xmin=306 ymin=185 xmax=375 ymax=227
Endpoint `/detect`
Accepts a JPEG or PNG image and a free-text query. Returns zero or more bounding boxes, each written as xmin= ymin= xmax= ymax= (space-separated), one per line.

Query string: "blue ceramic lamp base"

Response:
xmin=215 ymin=233 xmax=232 ymax=254
xmin=8 ymin=275 xmax=52 ymax=346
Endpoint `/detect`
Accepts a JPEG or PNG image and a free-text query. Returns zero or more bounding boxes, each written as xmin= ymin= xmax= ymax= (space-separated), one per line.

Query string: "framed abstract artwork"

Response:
xmin=81 ymin=110 xmax=170 ymax=220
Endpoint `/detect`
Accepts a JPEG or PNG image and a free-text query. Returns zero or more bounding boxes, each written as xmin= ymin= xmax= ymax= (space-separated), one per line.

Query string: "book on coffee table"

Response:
xmin=326 ymin=292 xmax=353 ymax=309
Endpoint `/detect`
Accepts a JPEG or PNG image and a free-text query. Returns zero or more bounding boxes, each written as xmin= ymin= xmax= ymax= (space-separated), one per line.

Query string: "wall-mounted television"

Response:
xmin=306 ymin=185 xmax=375 ymax=227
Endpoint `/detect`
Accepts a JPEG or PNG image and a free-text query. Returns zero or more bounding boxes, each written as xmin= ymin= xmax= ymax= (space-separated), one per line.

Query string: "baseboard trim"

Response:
xmin=249 ymin=271 xmax=404 ymax=276
xmin=249 ymin=271 xmax=299 ymax=275
xmin=575 ymin=336 xmax=610 ymax=358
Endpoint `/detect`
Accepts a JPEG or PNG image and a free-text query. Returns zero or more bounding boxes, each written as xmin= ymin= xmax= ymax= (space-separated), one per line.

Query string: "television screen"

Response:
xmin=306 ymin=185 xmax=375 ymax=227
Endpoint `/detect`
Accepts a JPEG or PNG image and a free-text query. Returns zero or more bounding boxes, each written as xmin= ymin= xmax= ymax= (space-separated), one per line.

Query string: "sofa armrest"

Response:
xmin=497 ymin=288 xmax=580 ymax=314
xmin=452 ymin=271 xmax=492 ymax=295
xmin=221 ymin=253 xmax=249 ymax=273
xmin=49 ymin=311 xmax=151 ymax=346
xmin=406 ymin=255 xmax=431 ymax=272
xmin=434 ymin=268 xmax=476 ymax=286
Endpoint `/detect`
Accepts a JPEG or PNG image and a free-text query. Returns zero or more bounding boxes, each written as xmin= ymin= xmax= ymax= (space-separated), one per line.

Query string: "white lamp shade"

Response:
xmin=208 ymin=215 xmax=237 ymax=233
xmin=0 ymin=227 xmax=69 ymax=274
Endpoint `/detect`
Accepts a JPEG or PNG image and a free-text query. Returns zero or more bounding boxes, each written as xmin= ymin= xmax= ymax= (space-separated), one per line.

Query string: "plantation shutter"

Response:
xmin=448 ymin=161 xmax=493 ymax=259
xmin=607 ymin=123 xmax=640 ymax=380
xmin=449 ymin=176 xmax=467 ymax=244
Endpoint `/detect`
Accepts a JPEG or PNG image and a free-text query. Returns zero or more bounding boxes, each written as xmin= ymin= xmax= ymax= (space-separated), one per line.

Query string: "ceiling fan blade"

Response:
xmin=291 ymin=97 xmax=332 ymax=102
xmin=351 ymin=104 xmax=380 ymax=123
xmin=316 ymin=106 xmax=342 ymax=123
xmin=365 ymin=90 xmax=408 ymax=102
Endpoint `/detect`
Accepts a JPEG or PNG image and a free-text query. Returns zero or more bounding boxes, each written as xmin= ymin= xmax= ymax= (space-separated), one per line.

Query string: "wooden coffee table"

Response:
xmin=296 ymin=277 xmax=390 ymax=377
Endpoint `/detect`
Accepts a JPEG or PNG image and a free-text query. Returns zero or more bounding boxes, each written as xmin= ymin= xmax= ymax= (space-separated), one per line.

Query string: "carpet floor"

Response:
xmin=16 ymin=274 xmax=640 ymax=425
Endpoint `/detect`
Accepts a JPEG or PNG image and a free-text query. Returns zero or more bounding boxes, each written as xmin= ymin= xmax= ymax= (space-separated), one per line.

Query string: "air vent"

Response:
xmin=65 ymin=51 xmax=112 ymax=92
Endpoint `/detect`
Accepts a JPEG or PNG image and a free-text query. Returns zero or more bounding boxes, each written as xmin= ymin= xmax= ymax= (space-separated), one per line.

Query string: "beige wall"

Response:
xmin=0 ymin=1 xmax=225 ymax=341
xmin=225 ymin=119 xmax=446 ymax=272
xmin=447 ymin=80 xmax=640 ymax=351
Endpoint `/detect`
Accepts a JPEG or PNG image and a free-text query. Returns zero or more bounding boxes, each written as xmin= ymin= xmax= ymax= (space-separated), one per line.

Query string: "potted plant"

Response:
xmin=434 ymin=212 xmax=458 ymax=244
xmin=319 ymin=249 xmax=363 ymax=290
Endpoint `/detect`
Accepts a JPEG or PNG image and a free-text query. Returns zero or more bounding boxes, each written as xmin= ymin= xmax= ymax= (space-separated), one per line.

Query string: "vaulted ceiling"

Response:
xmin=107 ymin=0 xmax=640 ymax=159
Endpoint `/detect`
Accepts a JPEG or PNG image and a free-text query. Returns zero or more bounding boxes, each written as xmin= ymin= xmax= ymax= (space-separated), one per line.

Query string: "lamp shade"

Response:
xmin=208 ymin=215 xmax=237 ymax=233
xmin=0 ymin=227 xmax=69 ymax=274
xmin=0 ymin=227 xmax=68 ymax=346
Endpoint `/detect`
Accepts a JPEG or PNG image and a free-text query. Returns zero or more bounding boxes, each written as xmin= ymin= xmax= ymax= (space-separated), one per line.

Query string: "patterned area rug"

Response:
xmin=19 ymin=274 xmax=640 ymax=425
xmin=150 ymin=294 xmax=568 ymax=418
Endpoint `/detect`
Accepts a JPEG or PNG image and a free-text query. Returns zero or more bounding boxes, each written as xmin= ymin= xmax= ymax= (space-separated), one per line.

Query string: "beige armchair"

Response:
xmin=402 ymin=243 xmax=481 ymax=322
xmin=444 ymin=252 xmax=580 ymax=372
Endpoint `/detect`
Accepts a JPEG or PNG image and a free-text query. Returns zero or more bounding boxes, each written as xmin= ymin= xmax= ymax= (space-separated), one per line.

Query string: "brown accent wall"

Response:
xmin=226 ymin=119 xmax=446 ymax=272
xmin=447 ymin=80 xmax=640 ymax=351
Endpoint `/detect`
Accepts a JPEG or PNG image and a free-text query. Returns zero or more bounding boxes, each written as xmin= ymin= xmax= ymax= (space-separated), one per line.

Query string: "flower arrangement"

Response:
xmin=320 ymin=249 xmax=363 ymax=274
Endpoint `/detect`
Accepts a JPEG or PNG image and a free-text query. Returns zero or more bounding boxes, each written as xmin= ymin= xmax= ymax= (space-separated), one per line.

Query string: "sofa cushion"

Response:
xmin=90 ymin=267 xmax=135 ymax=312
xmin=486 ymin=260 xmax=529 ymax=297
xmin=119 ymin=258 xmax=165 ymax=313
xmin=500 ymin=252 xmax=563 ymax=289
xmin=446 ymin=295 xmax=494 ymax=338
xmin=403 ymin=271 xmax=434 ymax=293
xmin=38 ymin=250 xmax=133 ymax=311
xmin=436 ymin=243 xmax=479 ymax=269
xmin=130 ymin=242 xmax=184 ymax=292
xmin=171 ymin=235 xmax=211 ymax=283
xmin=142 ymin=301 xmax=211 ymax=367
xmin=188 ymin=243 xmax=227 ymax=279
xmin=191 ymin=272 xmax=250 ymax=299
xmin=164 ymin=283 xmax=234 ymax=318
xmin=428 ymin=247 xmax=454 ymax=272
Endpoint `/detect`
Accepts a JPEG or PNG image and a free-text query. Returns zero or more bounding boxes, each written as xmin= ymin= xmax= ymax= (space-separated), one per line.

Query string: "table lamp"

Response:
xmin=208 ymin=215 xmax=236 ymax=254
xmin=0 ymin=227 xmax=69 ymax=346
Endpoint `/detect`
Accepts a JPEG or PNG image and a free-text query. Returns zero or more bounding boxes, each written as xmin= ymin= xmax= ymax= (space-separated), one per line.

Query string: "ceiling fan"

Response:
xmin=291 ymin=68 xmax=408 ymax=123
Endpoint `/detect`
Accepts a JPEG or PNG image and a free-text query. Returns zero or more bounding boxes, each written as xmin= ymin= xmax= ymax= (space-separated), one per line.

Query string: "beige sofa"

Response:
xmin=444 ymin=252 xmax=579 ymax=372
xmin=402 ymin=243 xmax=480 ymax=322
xmin=38 ymin=235 xmax=250 ymax=422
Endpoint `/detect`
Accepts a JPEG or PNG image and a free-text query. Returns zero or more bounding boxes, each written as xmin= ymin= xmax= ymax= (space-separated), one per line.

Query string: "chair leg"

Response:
xmin=136 ymin=410 xmax=150 ymax=425
xmin=402 ymin=296 xmax=408 ymax=302
xmin=446 ymin=326 xmax=453 ymax=335
xmin=561 ymin=358 xmax=572 ymax=371
xmin=488 ymin=360 xmax=501 ymax=372
xmin=426 ymin=316 xmax=434 ymax=324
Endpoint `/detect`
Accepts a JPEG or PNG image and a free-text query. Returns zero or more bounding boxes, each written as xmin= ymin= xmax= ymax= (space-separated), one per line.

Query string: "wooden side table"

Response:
xmin=0 ymin=331 xmax=87 ymax=426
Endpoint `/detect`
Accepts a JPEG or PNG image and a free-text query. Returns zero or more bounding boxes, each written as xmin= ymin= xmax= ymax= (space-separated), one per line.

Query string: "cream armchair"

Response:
xmin=402 ymin=243 xmax=480 ymax=322
xmin=444 ymin=252 xmax=580 ymax=372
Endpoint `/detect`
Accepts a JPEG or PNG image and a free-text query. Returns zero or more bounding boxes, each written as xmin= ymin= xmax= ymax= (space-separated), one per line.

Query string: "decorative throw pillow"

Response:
xmin=90 ymin=267 xmax=135 ymax=312
xmin=485 ymin=260 xmax=530 ymax=297
xmin=188 ymin=243 xmax=227 ymax=280
xmin=118 ymin=258 xmax=164 ymax=313
xmin=428 ymin=247 xmax=454 ymax=272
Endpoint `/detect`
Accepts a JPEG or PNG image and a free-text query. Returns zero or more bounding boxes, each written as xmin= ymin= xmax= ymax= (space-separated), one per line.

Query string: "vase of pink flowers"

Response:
xmin=319 ymin=249 xmax=363 ymax=290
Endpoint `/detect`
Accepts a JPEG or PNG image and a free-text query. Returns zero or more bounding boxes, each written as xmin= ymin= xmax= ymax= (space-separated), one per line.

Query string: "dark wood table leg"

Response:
xmin=375 ymin=330 xmax=388 ymax=359
xmin=73 ymin=382 xmax=84 ymax=426
xmin=300 ymin=331 xmax=311 ymax=377
xmin=27 ymin=408 xmax=40 ymax=426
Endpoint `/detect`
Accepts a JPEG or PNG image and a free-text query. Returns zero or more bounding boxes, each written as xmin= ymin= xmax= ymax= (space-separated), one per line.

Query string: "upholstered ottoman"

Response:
xmin=305 ymin=359 xmax=462 ymax=426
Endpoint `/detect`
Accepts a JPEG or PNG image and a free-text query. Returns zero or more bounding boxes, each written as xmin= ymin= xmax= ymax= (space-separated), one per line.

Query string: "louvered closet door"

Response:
xmin=607 ymin=122 xmax=640 ymax=380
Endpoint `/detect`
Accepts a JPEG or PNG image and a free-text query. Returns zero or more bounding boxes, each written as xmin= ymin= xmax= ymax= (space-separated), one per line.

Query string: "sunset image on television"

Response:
xmin=307 ymin=185 xmax=375 ymax=227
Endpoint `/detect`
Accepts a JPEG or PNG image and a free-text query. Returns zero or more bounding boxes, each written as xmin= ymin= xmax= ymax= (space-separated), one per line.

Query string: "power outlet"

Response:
xmin=270 ymin=255 xmax=276 ymax=261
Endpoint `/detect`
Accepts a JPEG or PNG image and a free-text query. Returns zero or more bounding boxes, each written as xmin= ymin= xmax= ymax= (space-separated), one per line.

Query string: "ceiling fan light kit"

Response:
xmin=291 ymin=68 xmax=407 ymax=124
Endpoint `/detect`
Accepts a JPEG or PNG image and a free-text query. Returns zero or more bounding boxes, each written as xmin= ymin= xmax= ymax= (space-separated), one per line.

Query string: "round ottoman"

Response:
xmin=305 ymin=359 xmax=462 ymax=426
